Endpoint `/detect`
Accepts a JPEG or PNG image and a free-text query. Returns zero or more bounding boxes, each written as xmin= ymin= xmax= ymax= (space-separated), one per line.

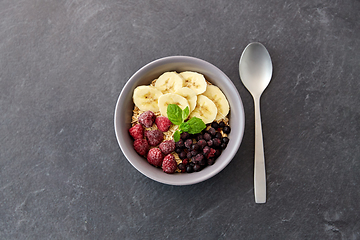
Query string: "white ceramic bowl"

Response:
xmin=114 ymin=56 xmax=245 ymax=185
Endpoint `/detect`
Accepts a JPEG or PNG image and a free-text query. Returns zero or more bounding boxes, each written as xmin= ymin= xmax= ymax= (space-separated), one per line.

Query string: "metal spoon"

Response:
xmin=239 ymin=42 xmax=273 ymax=203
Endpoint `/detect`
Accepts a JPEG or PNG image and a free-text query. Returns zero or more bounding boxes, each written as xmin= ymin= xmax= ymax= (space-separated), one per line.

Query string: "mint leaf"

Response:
xmin=173 ymin=130 xmax=181 ymax=142
xmin=187 ymin=117 xmax=206 ymax=134
xmin=167 ymin=104 xmax=205 ymax=140
xmin=179 ymin=122 xmax=190 ymax=132
xmin=167 ymin=104 xmax=183 ymax=125
xmin=182 ymin=106 xmax=189 ymax=121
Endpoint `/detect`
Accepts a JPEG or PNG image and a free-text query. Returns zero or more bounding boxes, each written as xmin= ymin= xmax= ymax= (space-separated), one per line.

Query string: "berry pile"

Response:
xmin=175 ymin=121 xmax=231 ymax=173
xmin=129 ymin=110 xmax=231 ymax=174
xmin=129 ymin=111 xmax=177 ymax=174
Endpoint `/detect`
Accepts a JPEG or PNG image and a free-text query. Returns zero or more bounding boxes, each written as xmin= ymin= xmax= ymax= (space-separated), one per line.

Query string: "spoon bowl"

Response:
xmin=240 ymin=43 xmax=273 ymax=97
xmin=239 ymin=42 xmax=273 ymax=203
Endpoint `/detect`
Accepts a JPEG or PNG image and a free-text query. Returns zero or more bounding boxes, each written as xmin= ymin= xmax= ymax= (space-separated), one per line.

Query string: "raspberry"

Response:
xmin=138 ymin=111 xmax=156 ymax=128
xmin=133 ymin=139 xmax=149 ymax=156
xmin=129 ymin=124 xmax=144 ymax=139
xmin=145 ymin=130 xmax=164 ymax=146
xmin=159 ymin=140 xmax=175 ymax=155
xmin=162 ymin=154 xmax=177 ymax=174
xmin=155 ymin=116 xmax=171 ymax=132
xmin=147 ymin=148 xmax=163 ymax=167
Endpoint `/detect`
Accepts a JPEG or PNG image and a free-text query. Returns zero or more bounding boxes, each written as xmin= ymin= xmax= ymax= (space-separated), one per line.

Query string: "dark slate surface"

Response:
xmin=1 ymin=0 xmax=359 ymax=239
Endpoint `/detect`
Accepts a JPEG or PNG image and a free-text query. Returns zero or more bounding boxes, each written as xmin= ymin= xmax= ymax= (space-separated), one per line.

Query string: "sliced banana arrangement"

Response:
xmin=202 ymin=85 xmax=229 ymax=121
xmin=189 ymin=95 xmax=217 ymax=124
xmin=180 ymin=71 xmax=207 ymax=95
xmin=132 ymin=71 xmax=230 ymax=123
xmin=175 ymin=87 xmax=197 ymax=113
xmin=133 ymin=86 xmax=163 ymax=112
xmin=158 ymin=93 xmax=190 ymax=118
xmin=155 ymin=72 xmax=184 ymax=94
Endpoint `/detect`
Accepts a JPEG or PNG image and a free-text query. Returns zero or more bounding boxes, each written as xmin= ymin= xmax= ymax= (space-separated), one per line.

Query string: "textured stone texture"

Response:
xmin=0 ymin=0 xmax=359 ymax=239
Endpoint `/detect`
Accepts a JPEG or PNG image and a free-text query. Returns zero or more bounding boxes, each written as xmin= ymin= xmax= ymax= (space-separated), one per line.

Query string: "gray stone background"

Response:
xmin=1 ymin=0 xmax=359 ymax=239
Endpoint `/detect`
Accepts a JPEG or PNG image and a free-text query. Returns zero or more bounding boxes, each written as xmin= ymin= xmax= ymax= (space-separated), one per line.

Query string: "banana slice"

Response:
xmin=202 ymin=85 xmax=229 ymax=120
xmin=158 ymin=93 xmax=190 ymax=118
xmin=175 ymin=87 xmax=197 ymax=113
xmin=155 ymin=72 xmax=184 ymax=94
xmin=179 ymin=71 xmax=207 ymax=95
xmin=189 ymin=95 xmax=217 ymax=124
xmin=133 ymin=86 xmax=163 ymax=112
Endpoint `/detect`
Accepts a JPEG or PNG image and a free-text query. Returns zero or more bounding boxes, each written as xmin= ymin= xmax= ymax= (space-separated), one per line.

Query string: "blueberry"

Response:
xmin=191 ymin=150 xmax=198 ymax=156
xmin=223 ymin=126 xmax=231 ymax=134
xmin=187 ymin=152 xmax=192 ymax=159
xmin=190 ymin=144 xmax=197 ymax=151
xmin=193 ymin=164 xmax=201 ymax=172
xmin=193 ymin=154 xmax=204 ymax=163
xmin=215 ymin=132 xmax=222 ymax=139
xmin=219 ymin=121 xmax=225 ymax=128
xmin=207 ymin=139 xmax=213 ymax=147
xmin=222 ymin=137 xmax=229 ymax=144
xmin=178 ymin=163 xmax=185 ymax=170
xmin=186 ymin=165 xmax=193 ymax=173
xmin=208 ymin=128 xmax=216 ymax=136
xmin=207 ymin=148 xmax=216 ymax=158
xmin=207 ymin=158 xmax=215 ymax=165
xmin=179 ymin=151 xmax=187 ymax=159
xmin=175 ymin=148 xmax=182 ymax=154
xmin=197 ymin=139 xmax=207 ymax=149
xmin=184 ymin=139 xmax=193 ymax=149
xmin=213 ymin=138 xmax=221 ymax=147
xmin=189 ymin=162 xmax=195 ymax=167
xmin=203 ymin=133 xmax=211 ymax=141
xmin=199 ymin=157 xmax=207 ymax=166
xmin=211 ymin=122 xmax=219 ymax=129
xmin=181 ymin=132 xmax=190 ymax=140
xmin=176 ymin=139 xmax=184 ymax=148
xmin=203 ymin=146 xmax=210 ymax=156
xmin=215 ymin=149 xmax=221 ymax=158
xmin=196 ymin=134 xmax=204 ymax=141
xmin=221 ymin=143 xmax=227 ymax=149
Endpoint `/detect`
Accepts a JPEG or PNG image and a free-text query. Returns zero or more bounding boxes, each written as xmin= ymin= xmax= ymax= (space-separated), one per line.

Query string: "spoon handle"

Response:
xmin=253 ymin=96 xmax=266 ymax=203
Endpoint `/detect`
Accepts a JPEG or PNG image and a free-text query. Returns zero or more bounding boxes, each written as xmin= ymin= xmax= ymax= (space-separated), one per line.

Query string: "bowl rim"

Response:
xmin=114 ymin=55 xmax=245 ymax=185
